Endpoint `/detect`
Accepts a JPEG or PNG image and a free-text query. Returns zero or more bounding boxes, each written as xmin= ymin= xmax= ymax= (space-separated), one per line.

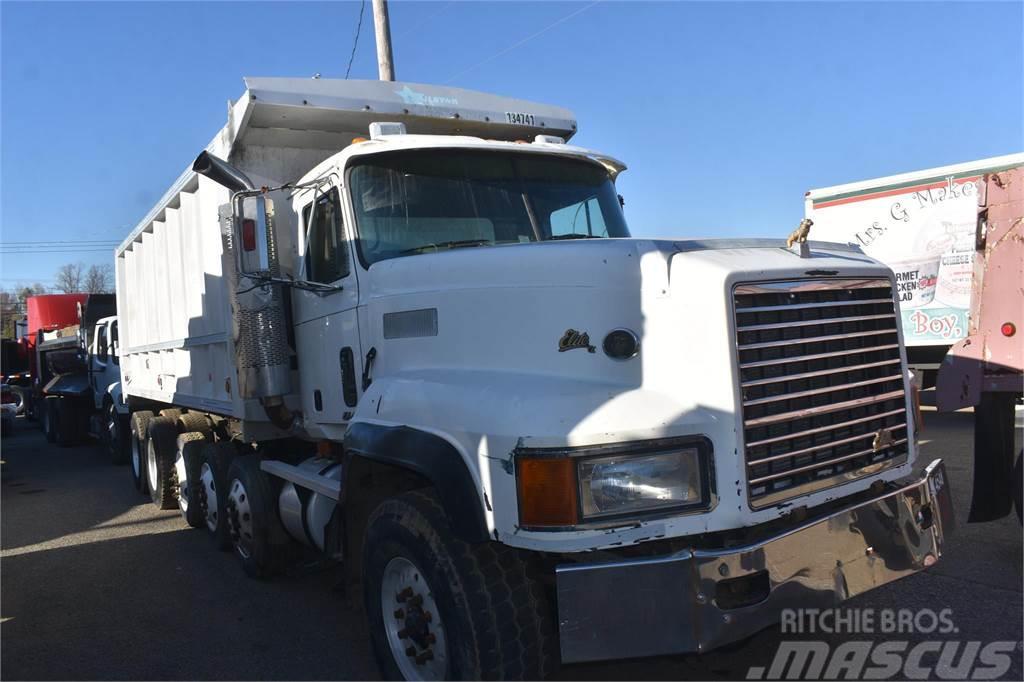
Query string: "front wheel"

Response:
xmin=106 ymin=402 xmax=130 ymax=465
xmin=363 ymin=490 xmax=557 ymax=681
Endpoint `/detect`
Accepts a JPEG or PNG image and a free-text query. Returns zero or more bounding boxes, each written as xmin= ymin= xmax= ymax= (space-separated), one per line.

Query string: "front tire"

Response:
xmin=146 ymin=416 xmax=179 ymax=509
xmin=363 ymin=490 xmax=557 ymax=681
xmin=43 ymin=397 xmax=59 ymax=443
xmin=106 ymin=402 xmax=130 ymax=465
xmin=54 ymin=398 xmax=80 ymax=447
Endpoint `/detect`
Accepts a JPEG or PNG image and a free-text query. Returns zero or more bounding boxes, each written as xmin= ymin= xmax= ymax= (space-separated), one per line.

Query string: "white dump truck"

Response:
xmin=116 ymin=77 xmax=952 ymax=680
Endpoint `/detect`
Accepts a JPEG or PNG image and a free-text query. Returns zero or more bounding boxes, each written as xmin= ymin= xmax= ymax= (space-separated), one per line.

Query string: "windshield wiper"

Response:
xmin=548 ymin=233 xmax=598 ymax=241
xmin=400 ymin=239 xmax=492 ymax=255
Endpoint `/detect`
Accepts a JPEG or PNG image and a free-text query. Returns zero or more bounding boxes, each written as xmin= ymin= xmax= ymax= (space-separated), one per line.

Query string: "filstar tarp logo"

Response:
xmin=394 ymin=85 xmax=458 ymax=107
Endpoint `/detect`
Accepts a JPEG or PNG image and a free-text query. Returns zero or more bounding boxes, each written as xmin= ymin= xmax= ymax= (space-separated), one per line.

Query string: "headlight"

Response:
xmin=578 ymin=449 xmax=702 ymax=519
xmin=516 ymin=438 xmax=711 ymax=528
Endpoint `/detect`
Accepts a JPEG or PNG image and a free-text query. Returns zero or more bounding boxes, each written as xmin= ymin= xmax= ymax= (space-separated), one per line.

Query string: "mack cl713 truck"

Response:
xmin=116 ymin=78 xmax=951 ymax=680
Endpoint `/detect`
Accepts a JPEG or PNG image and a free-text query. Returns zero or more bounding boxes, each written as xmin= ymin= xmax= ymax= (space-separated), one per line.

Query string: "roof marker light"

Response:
xmin=369 ymin=121 xmax=407 ymax=139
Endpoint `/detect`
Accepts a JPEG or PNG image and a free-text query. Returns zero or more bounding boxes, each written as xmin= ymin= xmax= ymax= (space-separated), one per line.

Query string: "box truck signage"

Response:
xmin=804 ymin=157 xmax=1024 ymax=346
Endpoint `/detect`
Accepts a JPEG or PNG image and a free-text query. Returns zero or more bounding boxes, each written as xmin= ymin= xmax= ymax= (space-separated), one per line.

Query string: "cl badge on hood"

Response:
xmin=559 ymin=329 xmax=596 ymax=353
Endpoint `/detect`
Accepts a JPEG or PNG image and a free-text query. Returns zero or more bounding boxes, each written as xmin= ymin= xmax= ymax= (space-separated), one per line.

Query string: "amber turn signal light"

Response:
xmin=516 ymin=457 xmax=579 ymax=527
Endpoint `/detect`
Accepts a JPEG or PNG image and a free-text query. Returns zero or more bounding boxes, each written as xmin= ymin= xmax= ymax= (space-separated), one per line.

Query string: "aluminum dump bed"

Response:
xmin=115 ymin=78 xmax=577 ymax=419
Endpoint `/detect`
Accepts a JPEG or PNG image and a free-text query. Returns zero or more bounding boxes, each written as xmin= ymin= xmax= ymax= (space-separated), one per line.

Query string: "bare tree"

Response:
xmin=54 ymin=263 xmax=84 ymax=293
xmin=84 ymin=264 xmax=114 ymax=293
xmin=0 ymin=289 xmax=19 ymax=338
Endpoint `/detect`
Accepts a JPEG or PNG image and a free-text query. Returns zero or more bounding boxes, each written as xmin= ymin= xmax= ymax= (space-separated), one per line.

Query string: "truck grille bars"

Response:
xmin=733 ymin=279 xmax=909 ymax=508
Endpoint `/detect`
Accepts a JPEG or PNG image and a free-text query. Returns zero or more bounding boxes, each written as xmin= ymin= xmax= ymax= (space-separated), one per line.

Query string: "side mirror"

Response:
xmin=236 ymin=195 xmax=274 ymax=275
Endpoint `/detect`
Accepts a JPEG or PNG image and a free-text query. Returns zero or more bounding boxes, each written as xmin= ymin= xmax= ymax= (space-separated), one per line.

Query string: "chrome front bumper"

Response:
xmin=556 ymin=459 xmax=953 ymax=664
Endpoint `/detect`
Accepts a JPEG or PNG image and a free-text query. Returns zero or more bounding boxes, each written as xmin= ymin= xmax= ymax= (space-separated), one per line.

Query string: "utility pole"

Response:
xmin=372 ymin=0 xmax=395 ymax=81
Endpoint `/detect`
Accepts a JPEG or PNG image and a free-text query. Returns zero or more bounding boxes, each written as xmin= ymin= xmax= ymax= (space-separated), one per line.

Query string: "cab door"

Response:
xmin=291 ymin=181 xmax=363 ymax=426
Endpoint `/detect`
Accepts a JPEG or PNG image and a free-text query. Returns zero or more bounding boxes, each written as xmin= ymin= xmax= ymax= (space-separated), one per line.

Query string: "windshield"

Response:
xmin=348 ymin=149 xmax=630 ymax=266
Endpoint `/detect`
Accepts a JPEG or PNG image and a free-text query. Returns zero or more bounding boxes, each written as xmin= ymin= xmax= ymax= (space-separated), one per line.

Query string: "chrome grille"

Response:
xmin=733 ymin=279 xmax=909 ymax=508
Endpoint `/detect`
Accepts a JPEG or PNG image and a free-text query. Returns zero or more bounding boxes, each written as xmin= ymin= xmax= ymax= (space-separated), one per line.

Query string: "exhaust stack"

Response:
xmin=192 ymin=151 xmax=255 ymax=193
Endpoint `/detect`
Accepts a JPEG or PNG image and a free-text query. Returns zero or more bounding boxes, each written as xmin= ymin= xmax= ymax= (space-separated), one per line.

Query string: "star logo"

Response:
xmin=393 ymin=86 xmax=458 ymax=108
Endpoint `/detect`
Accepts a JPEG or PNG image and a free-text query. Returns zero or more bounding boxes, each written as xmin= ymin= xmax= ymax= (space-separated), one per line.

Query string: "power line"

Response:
xmin=345 ymin=0 xmax=368 ymax=79
xmin=444 ymin=1 xmax=601 ymax=84
xmin=0 ymin=240 xmax=121 ymax=245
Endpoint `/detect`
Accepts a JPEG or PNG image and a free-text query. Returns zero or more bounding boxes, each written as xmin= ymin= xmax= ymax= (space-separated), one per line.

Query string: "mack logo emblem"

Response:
xmin=559 ymin=329 xmax=596 ymax=353
xmin=872 ymin=428 xmax=894 ymax=452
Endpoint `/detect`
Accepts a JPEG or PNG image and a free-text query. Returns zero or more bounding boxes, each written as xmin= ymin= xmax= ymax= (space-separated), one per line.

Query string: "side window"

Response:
xmin=549 ymin=197 xmax=608 ymax=238
xmin=96 ymin=325 xmax=108 ymax=361
xmin=110 ymin=321 xmax=119 ymax=366
xmin=303 ymin=188 xmax=350 ymax=283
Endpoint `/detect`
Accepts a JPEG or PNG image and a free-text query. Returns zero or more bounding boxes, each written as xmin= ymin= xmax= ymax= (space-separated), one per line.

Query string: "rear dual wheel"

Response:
xmin=147 ymin=416 xmax=179 ymax=509
xmin=129 ymin=411 xmax=154 ymax=493
xmin=224 ymin=456 xmax=290 ymax=578
xmin=174 ymin=432 xmax=208 ymax=528
xmin=198 ymin=441 xmax=235 ymax=550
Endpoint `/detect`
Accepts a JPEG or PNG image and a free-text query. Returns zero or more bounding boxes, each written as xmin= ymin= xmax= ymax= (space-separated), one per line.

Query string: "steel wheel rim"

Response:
xmin=175 ymin=449 xmax=189 ymax=513
xmin=226 ymin=478 xmax=253 ymax=559
xmin=381 ymin=556 xmax=449 ymax=681
xmin=146 ymin=439 xmax=159 ymax=492
xmin=199 ymin=462 xmax=218 ymax=532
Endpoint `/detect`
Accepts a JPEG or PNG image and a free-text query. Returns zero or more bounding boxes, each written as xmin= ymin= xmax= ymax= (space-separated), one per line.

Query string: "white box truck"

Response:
xmin=116 ymin=77 xmax=952 ymax=679
xmin=805 ymin=153 xmax=1024 ymax=383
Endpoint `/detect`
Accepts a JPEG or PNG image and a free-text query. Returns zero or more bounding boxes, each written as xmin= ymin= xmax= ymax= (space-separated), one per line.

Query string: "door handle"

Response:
xmin=362 ymin=347 xmax=377 ymax=391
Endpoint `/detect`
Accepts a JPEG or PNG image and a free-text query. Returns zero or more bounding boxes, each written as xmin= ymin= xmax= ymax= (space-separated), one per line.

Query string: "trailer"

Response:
xmin=805 ymin=153 xmax=1024 ymax=385
xmin=116 ymin=77 xmax=951 ymax=680
xmin=936 ymin=163 xmax=1023 ymax=523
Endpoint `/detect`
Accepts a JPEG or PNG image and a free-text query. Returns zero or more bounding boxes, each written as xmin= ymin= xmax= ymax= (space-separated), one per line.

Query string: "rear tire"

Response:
xmin=199 ymin=441 xmax=235 ymax=550
xmin=225 ymin=456 xmax=290 ymax=579
xmin=177 ymin=412 xmax=212 ymax=438
xmin=129 ymin=411 xmax=155 ymax=493
xmin=146 ymin=416 xmax=179 ymax=509
xmin=363 ymin=490 xmax=558 ymax=681
xmin=175 ymin=432 xmax=208 ymax=528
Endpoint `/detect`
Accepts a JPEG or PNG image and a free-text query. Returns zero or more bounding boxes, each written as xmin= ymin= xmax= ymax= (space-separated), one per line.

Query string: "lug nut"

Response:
xmin=405 ymin=646 xmax=416 ymax=657
xmin=394 ymin=609 xmax=405 ymax=619
xmin=397 ymin=628 xmax=410 ymax=639
xmin=396 ymin=587 xmax=413 ymax=602
xmin=423 ymin=610 xmax=432 ymax=623
xmin=426 ymin=633 xmax=436 ymax=644
xmin=415 ymin=650 xmax=434 ymax=664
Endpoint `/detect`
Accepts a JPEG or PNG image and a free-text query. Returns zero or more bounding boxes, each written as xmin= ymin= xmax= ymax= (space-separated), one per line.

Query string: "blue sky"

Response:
xmin=2 ymin=1 xmax=1021 ymax=287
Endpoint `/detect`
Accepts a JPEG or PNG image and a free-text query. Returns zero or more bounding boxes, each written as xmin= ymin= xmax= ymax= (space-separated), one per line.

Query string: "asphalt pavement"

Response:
xmin=2 ymin=407 xmax=1021 ymax=680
